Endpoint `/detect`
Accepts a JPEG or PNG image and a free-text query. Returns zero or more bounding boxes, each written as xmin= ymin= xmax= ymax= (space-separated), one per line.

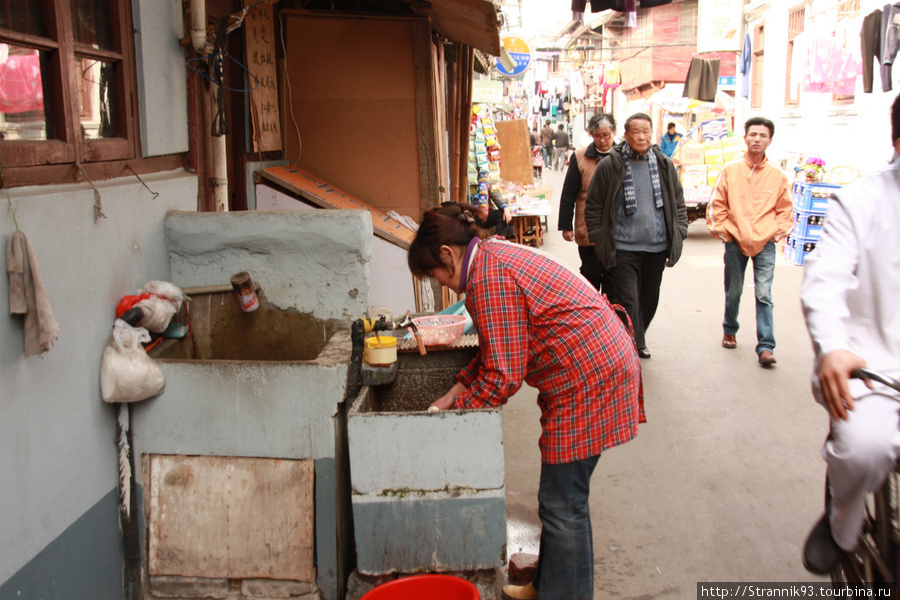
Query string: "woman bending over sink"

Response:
xmin=407 ymin=202 xmax=644 ymax=600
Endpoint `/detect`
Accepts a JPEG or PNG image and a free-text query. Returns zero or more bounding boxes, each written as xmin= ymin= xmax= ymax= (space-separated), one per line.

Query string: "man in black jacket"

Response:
xmin=583 ymin=113 xmax=687 ymax=359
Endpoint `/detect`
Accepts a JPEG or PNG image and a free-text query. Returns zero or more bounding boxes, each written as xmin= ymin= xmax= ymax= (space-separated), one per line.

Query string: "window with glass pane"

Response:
xmin=71 ymin=0 xmax=113 ymax=51
xmin=0 ymin=2 xmax=45 ymax=38
xmin=78 ymin=58 xmax=117 ymax=138
xmin=0 ymin=44 xmax=54 ymax=140
xmin=0 ymin=0 xmax=137 ymax=173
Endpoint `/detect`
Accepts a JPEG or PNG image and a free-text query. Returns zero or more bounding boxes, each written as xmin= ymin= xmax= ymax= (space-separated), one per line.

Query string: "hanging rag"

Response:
xmin=683 ymin=56 xmax=720 ymax=102
xmin=7 ymin=230 xmax=60 ymax=356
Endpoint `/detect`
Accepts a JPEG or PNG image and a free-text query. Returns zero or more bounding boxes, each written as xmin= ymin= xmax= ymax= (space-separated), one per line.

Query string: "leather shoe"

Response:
xmin=758 ymin=350 xmax=777 ymax=367
xmin=637 ymin=347 xmax=651 ymax=359
xmin=803 ymin=513 xmax=844 ymax=574
xmin=722 ymin=334 xmax=737 ymax=349
xmin=502 ymin=582 xmax=538 ymax=600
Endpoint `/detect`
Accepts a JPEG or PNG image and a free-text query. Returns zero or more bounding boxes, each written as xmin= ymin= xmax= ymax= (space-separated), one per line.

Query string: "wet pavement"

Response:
xmin=499 ymin=167 xmax=830 ymax=597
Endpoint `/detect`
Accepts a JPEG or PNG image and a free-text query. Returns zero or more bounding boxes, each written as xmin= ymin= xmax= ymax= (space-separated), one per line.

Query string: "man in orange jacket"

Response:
xmin=706 ymin=117 xmax=793 ymax=367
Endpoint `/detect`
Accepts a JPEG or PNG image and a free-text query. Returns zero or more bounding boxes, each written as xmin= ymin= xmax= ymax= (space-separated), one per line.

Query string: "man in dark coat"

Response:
xmin=584 ymin=113 xmax=687 ymax=359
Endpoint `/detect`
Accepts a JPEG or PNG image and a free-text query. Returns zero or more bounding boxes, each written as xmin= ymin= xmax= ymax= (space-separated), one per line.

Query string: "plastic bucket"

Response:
xmin=361 ymin=574 xmax=480 ymax=600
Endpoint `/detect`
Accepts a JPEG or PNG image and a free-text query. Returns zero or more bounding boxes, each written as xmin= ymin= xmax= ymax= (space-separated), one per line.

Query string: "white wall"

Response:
xmin=0 ymin=171 xmax=198 ymax=590
xmin=741 ymin=0 xmax=897 ymax=174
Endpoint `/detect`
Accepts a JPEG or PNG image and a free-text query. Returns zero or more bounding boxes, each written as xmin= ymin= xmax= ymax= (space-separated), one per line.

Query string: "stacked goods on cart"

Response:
xmin=783 ymin=181 xmax=841 ymax=265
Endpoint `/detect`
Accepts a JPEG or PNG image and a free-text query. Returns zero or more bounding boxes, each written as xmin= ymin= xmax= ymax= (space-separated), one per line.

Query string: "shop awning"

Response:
xmin=411 ymin=0 xmax=501 ymax=56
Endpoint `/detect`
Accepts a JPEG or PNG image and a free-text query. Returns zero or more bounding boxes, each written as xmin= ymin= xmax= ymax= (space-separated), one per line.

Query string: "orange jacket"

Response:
xmin=706 ymin=154 xmax=793 ymax=256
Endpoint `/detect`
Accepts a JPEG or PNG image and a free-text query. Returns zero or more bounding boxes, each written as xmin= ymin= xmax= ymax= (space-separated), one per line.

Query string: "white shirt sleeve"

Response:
xmin=800 ymin=197 xmax=859 ymax=359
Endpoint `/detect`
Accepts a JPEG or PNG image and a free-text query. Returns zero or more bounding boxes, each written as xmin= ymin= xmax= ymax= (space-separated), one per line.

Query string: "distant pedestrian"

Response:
xmin=706 ymin=116 xmax=793 ymax=367
xmin=530 ymin=127 xmax=538 ymax=148
xmin=552 ymin=124 xmax=570 ymax=171
xmin=659 ymin=122 xmax=682 ymax=158
xmin=541 ymin=121 xmax=554 ymax=169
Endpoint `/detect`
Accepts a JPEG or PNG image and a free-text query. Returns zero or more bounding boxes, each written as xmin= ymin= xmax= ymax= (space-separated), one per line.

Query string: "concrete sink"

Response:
xmin=348 ymin=347 xmax=507 ymax=575
xmin=153 ymin=289 xmax=342 ymax=362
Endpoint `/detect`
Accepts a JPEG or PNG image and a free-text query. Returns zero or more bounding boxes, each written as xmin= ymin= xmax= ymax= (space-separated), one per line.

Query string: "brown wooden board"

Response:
xmin=495 ymin=119 xmax=534 ymax=185
xmin=148 ymin=455 xmax=314 ymax=581
xmin=260 ymin=165 xmax=417 ymax=248
xmin=245 ymin=1 xmax=281 ymax=152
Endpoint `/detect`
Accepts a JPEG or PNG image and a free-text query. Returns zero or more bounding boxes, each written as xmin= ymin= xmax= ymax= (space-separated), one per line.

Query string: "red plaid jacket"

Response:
xmin=455 ymin=238 xmax=645 ymax=464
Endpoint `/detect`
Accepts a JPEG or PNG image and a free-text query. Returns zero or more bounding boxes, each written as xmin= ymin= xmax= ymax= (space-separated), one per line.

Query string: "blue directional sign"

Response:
xmin=496 ymin=35 xmax=532 ymax=77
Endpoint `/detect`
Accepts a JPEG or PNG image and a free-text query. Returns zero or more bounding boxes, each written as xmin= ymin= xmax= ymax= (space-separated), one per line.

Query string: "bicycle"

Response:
xmin=825 ymin=368 xmax=900 ymax=594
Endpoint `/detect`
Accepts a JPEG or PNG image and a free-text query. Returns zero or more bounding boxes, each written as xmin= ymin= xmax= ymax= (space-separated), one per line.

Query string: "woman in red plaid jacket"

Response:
xmin=408 ymin=203 xmax=645 ymax=600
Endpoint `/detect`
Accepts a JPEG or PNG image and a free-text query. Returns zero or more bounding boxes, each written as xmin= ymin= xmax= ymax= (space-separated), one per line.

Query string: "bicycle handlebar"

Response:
xmin=851 ymin=368 xmax=900 ymax=393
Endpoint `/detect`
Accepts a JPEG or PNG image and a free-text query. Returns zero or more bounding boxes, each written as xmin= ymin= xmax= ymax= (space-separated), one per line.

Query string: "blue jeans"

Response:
xmin=542 ymin=146 xmax=553 ymax=168
xmin=533 ymin=455 xmax=601 ymax=600
xmin=723 ymin=241 xmax=776 ymax=355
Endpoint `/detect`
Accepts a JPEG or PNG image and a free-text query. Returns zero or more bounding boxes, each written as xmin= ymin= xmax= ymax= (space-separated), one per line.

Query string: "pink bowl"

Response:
xmin=412 ymin=314 xmax=467 ymax=346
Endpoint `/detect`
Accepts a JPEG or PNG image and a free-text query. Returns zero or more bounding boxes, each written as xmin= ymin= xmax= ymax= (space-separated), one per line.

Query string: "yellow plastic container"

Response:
xmin=365 ymin=336 xmax=398 ymax=367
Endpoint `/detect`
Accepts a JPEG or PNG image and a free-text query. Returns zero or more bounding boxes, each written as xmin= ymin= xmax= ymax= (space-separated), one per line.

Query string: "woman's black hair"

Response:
xmin=407 ymin=202 xmax=488 ymax=278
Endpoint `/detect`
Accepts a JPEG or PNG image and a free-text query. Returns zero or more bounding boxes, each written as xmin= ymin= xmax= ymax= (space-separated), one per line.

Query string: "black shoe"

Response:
xmin=803 ymin=513 xmax=844 ymax=574
xmin=637 ymin=347 xmax=651 ymax=359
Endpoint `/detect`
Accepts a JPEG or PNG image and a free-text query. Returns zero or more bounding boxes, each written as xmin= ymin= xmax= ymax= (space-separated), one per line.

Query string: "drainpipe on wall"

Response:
xmin=210 ymin=85 xmax=229 ymax=212
xmin=191 ymin=0 xmax=229 ymax=212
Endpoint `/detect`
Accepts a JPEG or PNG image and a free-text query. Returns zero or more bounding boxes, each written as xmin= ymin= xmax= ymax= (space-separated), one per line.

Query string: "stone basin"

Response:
xmin=136 ymin=289 xmax=355 ymax=600
xmin=347 ymin=346 xmax=507 ymax=575
xmin=152 ymin=289 xmax=343 ymax=362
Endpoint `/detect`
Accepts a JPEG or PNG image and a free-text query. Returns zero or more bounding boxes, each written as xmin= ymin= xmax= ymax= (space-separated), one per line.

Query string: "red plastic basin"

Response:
xmin=361 ymin=574 xmax=480 ymax=600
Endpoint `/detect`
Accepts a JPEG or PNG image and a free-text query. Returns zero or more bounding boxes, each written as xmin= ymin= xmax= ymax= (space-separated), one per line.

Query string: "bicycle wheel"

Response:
xmin=826 ymin=471 xmax=900 ymax=595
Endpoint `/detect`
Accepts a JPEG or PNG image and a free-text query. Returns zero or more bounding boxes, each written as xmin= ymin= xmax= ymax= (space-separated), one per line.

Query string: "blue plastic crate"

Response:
xmin=792 ymin=208 xmax=826 ymax=239
xmin=792 ymin=181 xmax=840 ymax=212
xmin=784 ymin=234 xmax=818 ymax=266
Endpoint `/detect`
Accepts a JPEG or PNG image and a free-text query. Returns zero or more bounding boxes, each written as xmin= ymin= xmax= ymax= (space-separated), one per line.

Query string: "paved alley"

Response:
xmin=501 ymin=167 xmax=830 ymax=598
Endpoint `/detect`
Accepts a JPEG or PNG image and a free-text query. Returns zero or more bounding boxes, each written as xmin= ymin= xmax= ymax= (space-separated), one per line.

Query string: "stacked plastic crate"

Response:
xmin=784 ymin=181 xmax=841 ymax=265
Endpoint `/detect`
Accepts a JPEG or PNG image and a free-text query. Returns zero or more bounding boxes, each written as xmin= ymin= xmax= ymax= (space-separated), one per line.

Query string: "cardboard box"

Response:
xmin=722 ymin=137 xmax=744 ymax=162
xmin=704 ymin=140 xmax=724 ymax=164
xmin=681 ymin=164 xmax=708 ymax=188
xmin=677 ymin=142 xmax=705 ymax=165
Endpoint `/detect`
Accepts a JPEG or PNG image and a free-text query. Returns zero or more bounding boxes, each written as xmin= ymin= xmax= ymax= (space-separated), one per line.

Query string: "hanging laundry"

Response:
xmin=803 ymin=22 xmax=862 ymax=95
xmin=739 ymin=33 xmax=751 ymax=99
xmin=570 ymin=71 xmax=585 ymax=100
xmin=881 ymin=4 xmax=900 ymax=92
xmin=683 ymin=56 xmax=720 ymax=102
xmin=861 ymin=9 xmax=882 ymax=93
xmin=604 ymin=62 xmax=621 ymax=88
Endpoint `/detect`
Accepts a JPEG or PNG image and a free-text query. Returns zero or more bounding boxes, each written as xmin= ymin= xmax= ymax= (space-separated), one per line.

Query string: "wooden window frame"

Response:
xmin=751 ymin=22 xmax=765 ymax=109
xmin=785 ymin=7 xmax=804 ymax=107
xmin=0 ymin=0 xmax=139 ymax=180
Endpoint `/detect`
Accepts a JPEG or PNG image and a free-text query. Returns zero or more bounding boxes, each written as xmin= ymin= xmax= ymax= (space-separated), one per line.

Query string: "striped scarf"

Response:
xmin=622 ymin=142 xmax=663 ymax=215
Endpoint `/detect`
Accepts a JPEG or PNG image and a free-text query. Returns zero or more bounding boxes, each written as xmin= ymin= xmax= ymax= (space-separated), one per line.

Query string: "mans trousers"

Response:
xmin=825 ymin=392 xmax=900 ymax=551
xmin=543 ymin=146 xmax=553 ymax=168
xmin=601 ymin=249 xmax=667 ymax=351
xmin=578 ymin=245 xmax=605 ymax=291
xmin=723 ymin=241 xmax=776 ymax=356
xmin=533 ymin=455 xmax=601 ymax=600
xmin=553 ymin=148 xmax=567 ymax=171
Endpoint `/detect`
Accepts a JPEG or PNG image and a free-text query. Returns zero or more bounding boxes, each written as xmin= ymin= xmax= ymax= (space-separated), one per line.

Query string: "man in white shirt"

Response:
xmin=801 ymin=94 xmax=900 ymax=574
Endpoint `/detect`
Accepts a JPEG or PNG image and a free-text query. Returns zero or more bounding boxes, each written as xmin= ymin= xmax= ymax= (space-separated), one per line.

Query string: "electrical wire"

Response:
xmin=279 ymin=15 xmax=303 ymax=165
